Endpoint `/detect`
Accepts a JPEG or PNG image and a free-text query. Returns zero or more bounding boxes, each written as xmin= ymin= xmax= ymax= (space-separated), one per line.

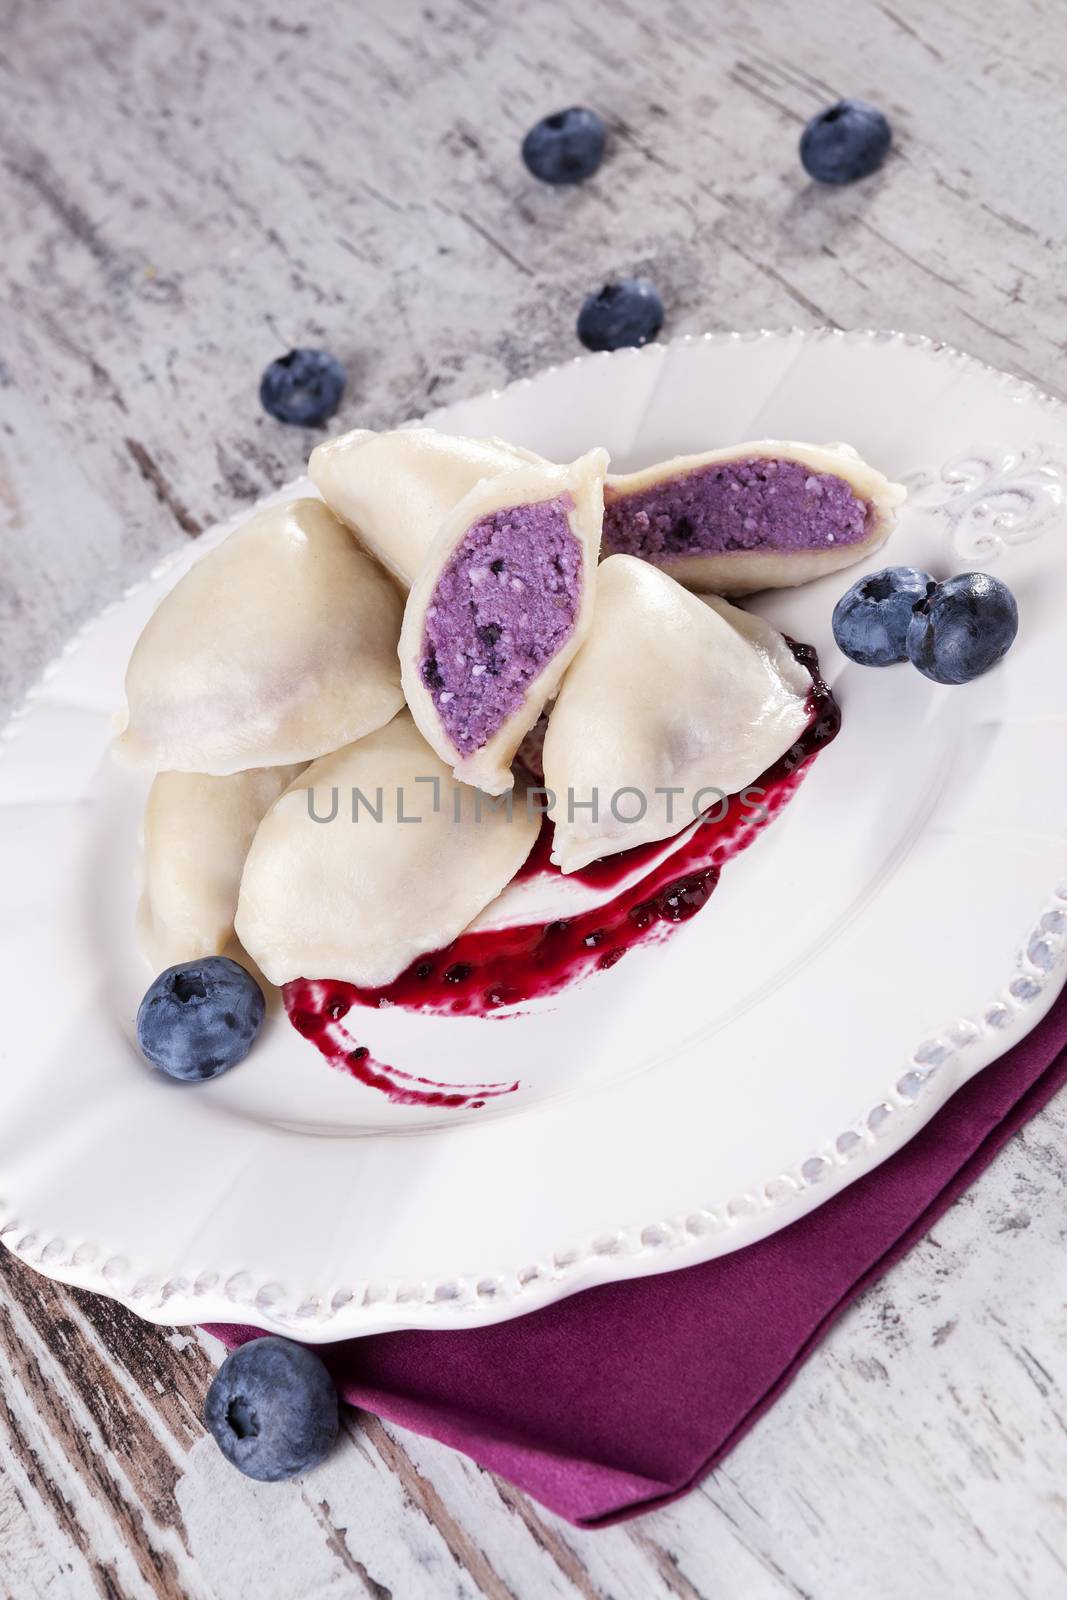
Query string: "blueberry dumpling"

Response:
xmin=309 ymin=426 xmax=543 ymax=589
xmin=235 ymin=712 xmax=540 ymax=989
xmin=542 ymin=555 xmax=812 ymax=873
xmin=603 ymin=440 xmax=905 ymax=595
xmin=139 ymin=764 xmax=304 ymax=969
xmin=115 ymin=499 xmax=405 ymax=775
xmin=399 ymin=449 xmax=608 ymax=795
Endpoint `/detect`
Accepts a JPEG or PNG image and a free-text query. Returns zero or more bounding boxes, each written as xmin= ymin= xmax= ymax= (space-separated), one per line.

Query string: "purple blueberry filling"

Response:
xmin=602 ymin=458 xmax=872 ymax=564
xmin=421 ymin=496 xmax=581 ymax=755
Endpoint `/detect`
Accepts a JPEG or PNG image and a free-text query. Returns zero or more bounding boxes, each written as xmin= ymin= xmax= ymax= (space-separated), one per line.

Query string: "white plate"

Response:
xmin=2 ymin=329 xmax=1066 ymax=1340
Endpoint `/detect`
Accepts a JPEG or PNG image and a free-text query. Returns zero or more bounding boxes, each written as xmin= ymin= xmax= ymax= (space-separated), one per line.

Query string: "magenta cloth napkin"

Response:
xmin=208 ymin=990 xmax=1067 ymax=1528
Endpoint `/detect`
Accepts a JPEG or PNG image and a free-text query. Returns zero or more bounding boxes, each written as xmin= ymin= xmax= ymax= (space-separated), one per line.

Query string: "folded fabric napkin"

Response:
xmin=208 ymin=989 xmax=1067 ymax=1528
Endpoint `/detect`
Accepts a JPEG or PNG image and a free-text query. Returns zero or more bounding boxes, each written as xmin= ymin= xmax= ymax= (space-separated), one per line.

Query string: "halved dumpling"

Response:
xmin=400 ymin=450 xmax=608 ymax=796
xmin=115 ymin=499 xmax=405 ymax=775
xmin=543 ymin=555 xmax=811 ymax=873
xmin=139 ymin=764 xmax=304 ymax=969
xmin=603 ymin=440 xmax=906 ymax=595
xmin=235 ymin=712 xmax=540 ymax=988
xmin=309 ymin=426 xmax=543 ymax=588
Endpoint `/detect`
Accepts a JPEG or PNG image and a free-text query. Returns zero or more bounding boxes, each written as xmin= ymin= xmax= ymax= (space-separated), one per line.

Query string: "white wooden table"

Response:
xmin=2 ymin=1 xmax=1066 ymax=1594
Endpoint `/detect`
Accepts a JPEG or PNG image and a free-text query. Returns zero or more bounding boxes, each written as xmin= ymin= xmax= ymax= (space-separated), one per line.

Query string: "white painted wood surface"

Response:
xmin=1 ymin=0 xmax=1066 ymax=1594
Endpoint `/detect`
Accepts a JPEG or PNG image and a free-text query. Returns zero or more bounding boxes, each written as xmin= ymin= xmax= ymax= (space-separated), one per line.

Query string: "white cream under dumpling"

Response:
xmin=543 ymin=555 xmax=811 ymax=873
xmin=399 ymin=450 xmax=608 ymax=797
xmin=235 ymin=712 xmax=540 ymax=989
xmin=309 ymin=426 xmax=542 ymax=588
xmin=139 ymin=765 xmax=304 ymax=969
xmin=115 ymin=499 xmax=405 ymax=775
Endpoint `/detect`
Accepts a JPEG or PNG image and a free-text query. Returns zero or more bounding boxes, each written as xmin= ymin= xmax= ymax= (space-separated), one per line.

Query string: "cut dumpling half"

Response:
xmin=115 ymin=499 xmax=405 ymax=775
xmin=400 ymin=449 xmax=608 ymax=796
xmin=139 ymin=764 xmax=304 ymax=969
xmin=603 ymin=440 xmax=906 ymax=595
xmin=235 ymin=712 xmax=540 ymax=989
xmin=309 ymin=426 xmax=544 ymax=588
xmin=543 ymin=555 xmax=811 ymax=873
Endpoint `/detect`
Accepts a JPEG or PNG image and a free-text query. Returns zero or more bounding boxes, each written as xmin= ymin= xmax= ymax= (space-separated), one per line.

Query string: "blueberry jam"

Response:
xmin=283 ymin=642 xmax=840 ymax=1101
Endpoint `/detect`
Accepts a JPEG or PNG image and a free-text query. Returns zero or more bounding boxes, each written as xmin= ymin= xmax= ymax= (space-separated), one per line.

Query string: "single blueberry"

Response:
xmin=137 ymin=957 xmax=265 ymax=1082
xmin=800 ymin=99 xmax=892 ymax=184
xmin=577 ymin=279 xmax=664 ymax=352
xmin=832 ymin=565 xmax=934 ymax=666
xmin=906 ymin=572 xmax=1019 ymax=685
xmin=204 ymin=1337 xmax=340 ymax=1482
xmin=259 ymin=349 xmax=345 ymax=426
xmin=522 ymin=107 xmax=606 ymax=185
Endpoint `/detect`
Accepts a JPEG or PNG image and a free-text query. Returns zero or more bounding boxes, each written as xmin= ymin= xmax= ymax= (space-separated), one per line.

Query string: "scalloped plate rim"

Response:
xmin=1 ymin=326 xmax=1066 ymax=1341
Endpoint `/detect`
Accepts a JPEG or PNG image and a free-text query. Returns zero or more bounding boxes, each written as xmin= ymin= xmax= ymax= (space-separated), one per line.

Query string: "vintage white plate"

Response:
xmin=2 ymin=329 xmax=1066 ymax=1340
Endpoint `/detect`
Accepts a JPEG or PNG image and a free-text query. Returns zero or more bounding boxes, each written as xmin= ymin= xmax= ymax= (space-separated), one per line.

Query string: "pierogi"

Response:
xmin=309 ymin=426 xmax=542 ymax=588
xmin=140 ymin=764 xmax=304 ymax=968
xmin=543 ymin=555 xmax=812 ymax=872
xmin=235 ymin=712 xmax=541 ymax=989
xmin=603 ymin=440 xmax=905 ymax=595
xmin=116 ymin=499 xmax=405 ymax=775
xmin=399 ymin=450 xmax=608 ymax=796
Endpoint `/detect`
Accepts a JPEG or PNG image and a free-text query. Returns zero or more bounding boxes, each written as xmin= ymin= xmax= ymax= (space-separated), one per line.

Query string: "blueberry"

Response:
xmin=137 ymin=957 xmax=265 ymax=1082
xmin=259 ymin=349 xmax=345 ymax=427
xmin=906 ymin=572 xmax=1019 ymax=685
xmin=205 ymin=1337 xmax=339 ymax=1482
xmin=522 ymin=107 xmax=605 ymax=185
xmin=800 ymin=99 xmax=892 ymax=184
xmin=832 ymin=565 xmax=934 ymax=666
xmin=577 ymin=279 xmax=664 ymax=352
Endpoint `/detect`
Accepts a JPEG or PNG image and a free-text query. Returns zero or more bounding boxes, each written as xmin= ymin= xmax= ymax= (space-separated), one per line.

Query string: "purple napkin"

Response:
xmin=208 ymin=989 xmax=1067 ymax=1527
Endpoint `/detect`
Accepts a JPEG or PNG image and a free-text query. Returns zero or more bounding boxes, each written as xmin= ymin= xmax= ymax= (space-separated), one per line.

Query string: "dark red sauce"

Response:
xmin=284 ymin=981 xmax=518 ymax=1108
xmin=284 ymin=642 xmax=839 ymax=1104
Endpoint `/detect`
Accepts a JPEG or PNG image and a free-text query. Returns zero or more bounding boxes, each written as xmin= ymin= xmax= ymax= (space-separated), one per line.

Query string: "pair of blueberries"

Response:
xmin=832 ymin=567 xmax=1019 ymax=684
xmin=523 ymin=95 xmax=891 ymax=189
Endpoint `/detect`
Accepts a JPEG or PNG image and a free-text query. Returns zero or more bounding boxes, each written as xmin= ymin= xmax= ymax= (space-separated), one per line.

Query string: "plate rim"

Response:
xmin=2 ymin=324 xmax=1066 ymax=1341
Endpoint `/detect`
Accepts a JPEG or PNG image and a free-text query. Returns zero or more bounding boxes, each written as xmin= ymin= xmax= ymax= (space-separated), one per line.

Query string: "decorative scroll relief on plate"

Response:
xmin=904 ymin=444 xmax=1066 ymax=563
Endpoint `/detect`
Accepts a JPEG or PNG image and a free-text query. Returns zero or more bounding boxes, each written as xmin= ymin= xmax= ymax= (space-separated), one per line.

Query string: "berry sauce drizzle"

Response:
xmin=283 ymin=983 xmax=518 ymax=1108
xmin=283 ymin=642 xmax=839 ymax=1104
